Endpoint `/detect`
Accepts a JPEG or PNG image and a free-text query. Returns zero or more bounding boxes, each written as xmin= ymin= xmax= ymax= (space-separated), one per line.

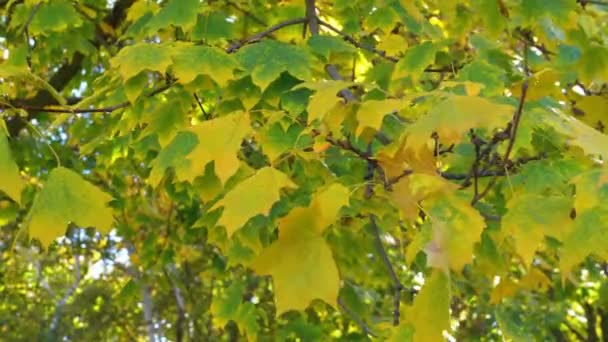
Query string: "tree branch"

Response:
xmin=370 ymin=215 xmax=403 ymax=326
xmin=338 ymin=298 xmax=377 ymax=337
xmin=304 ymin=0 xmax=357 ymax=102
xmin=226 ymin=17 xmax=308 ymax=53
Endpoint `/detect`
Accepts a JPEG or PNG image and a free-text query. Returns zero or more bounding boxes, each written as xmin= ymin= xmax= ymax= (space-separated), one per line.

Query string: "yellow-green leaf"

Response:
xmin=0 ymin=129 xmax=24 ymax=202
xmin=171 ymin=44 xmax=240 ymax=86
xmin=187 ymin=112 xmax=252 ymax=184
xmin=295 ymin=80 xmax=353 ymax=123
xmin=423 ymin=194 xmax=485 ymax=272
xmin=391 ymin=271 xmax=450 ymax=342
xmin=502 ymin=194 xmax=572 ymax=266
xmin=250 ymin=183 xmax=349 ymax=313
xmin=111 ymin=43 xmax=173 ymax=80
xmin=356 ymin=99 xmax=405 ymax=135
xmin=212 ymin=167 xmax=296 ymax=236
xmin=28 ymin=167 xmax=114 ymax=248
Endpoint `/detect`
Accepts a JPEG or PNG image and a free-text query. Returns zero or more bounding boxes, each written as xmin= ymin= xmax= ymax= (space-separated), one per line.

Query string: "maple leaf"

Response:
xmin=405 ymin=95 xmax=514 ymax=152
xmin=389 ymin=174 xmax=457 ymax=222
xmin=111 ymin=43 xmax=173 ymax=81
xmin=0 ymin=130 xmax=24 ymax=202
xmin=356 ymin=99 xmax=405 ymax=135
xmin=502 ymin=194 xmax=572 ymax=266
xmin=236 ymin=40 xmax=312 ymax=90
xmin=211 ymin=167 xmax=296 ymax=236
xmin=391 ymin=271 xmax=450 ymax=342
xmin=145 ymin=0 xmax=199 ymax=33
xmin=211 ymin=280 xmax=259 ymax=340
xmin=423 ymin=194 xmax=486 ymax=272
xmin=28 ymin=167 xmax=114 ymax=248
xmin=184 ymin=112 xmax=252 ymax=184
xmin=393 ymin=42 xmax=437 ymax=81
xmin=251 ymin=183 xmax=349 ymax=314
xmin=28 ymin=0 xmax=83 ymax=35
xmin=295 ymin=80 xmax=353 ymax=123
xmin=171 ymin=44 xmax=240 ymax=86
xmin=560 ymin=208 xmax=608 ymax=279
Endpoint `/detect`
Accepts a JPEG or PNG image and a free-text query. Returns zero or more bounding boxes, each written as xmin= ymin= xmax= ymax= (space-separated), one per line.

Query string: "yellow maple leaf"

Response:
xmin=250 ymin=183 xmax=349 ymax=313
xmin=390 ymin=174 xmax=457 ymax=222
xmin=405 ymin=95 xmax=513 ymax=154
xmin=391 ymin=271 xmax=451 ymax=342
xmin=296 ymin=80 xmax=353 ymax=123
xmin=502 ymin=194 xmax=572 ymax=266
xmin=423 ymin=194 xmax=485 ymax=272
xmin=211 ymin=167 xmax=296 ymax=236
xmin=28 ymin=167 xmax=114 ymax=248
xmin=356 ymin=99 xmax=405 ymax=135
xmin=377 ymin=34 xmax=408 ymax=56
xmin=183 ymin=112 xmax=252 ymax=184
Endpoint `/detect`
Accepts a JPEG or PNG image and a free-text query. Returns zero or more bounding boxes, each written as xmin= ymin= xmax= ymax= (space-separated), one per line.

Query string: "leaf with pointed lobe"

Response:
xmin=0 ymin=129 xmax=24 ymax=202
xmin=236 ymin=40 xmax=312 ymax=90
xmin=171 ymin=44 xmax=240 ymax=86
xmin=356 ymin=99 xmax=405 ymax=135
xmin=28 ymin=167 xmax=114 ymax=248
xmin=145 ymin=0 xmax=199 ymax=33
xmin=111 ymin=43 xmax=173 ymax=81
xmin=211 ymin=167 xmax=296 ymax=236
xmin=250 ymin=183 xmax=349 ymax=314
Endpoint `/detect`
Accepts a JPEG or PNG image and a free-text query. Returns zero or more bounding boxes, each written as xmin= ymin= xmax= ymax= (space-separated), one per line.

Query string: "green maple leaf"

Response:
xmin=148 ymin=131 xmax=199 ymax=186
xmin=146 ymin=0 xmax=199 ymax=32
xmin=111 ymin=43 xmax=173 ymax=81
xmin=307 ymin=35 xmax=357 ymax=61
xmin=192 ymin=12 xmax=236 ymax=42
xmin=211 ymin=280 xmax=260 ymax=338
xmin=236 ymin=40 xmax=313 ymax=90
xmin=171 ymin=43 xmax=240 ymax=86
xmin=28 ymin=167 xmax=114 ymax=248
xmin=560 ymin=208 xmax=608 ymax=279
xmin=393 ymin=41 xmax=437 ymax=81
xmin=28 ymin=0 xmax=83 ymax=35
xmin=0 ymin=129 xmax=24 ymax=202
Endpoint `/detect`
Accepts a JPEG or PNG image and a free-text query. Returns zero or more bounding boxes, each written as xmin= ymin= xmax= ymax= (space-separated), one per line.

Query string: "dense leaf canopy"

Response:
xmin=1 ymin=0 xmax=608 ymax=341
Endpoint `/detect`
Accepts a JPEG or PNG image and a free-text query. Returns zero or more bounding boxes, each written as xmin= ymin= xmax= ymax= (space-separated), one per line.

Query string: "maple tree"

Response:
xmin=1 ymin=0 xmax=608 ymax=340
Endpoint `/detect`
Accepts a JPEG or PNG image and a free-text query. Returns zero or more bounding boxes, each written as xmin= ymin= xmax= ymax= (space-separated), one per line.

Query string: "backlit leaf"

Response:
xmin=28 ymin=167 xmax=114 ymax=248
xmin=0 ymin=129 xmax=24 ymax=202
xmin=236 ymin=40 xmax=312 ymax=90
xmin=212 ymin=167 xmax=296 ymax=236
xmin=111 ymin=43 xmax=173 ymax=81
xmin=171 ymin=44 xmax=240 ymax=86
xmin=251 ymin=184 xmax=349 ymax=313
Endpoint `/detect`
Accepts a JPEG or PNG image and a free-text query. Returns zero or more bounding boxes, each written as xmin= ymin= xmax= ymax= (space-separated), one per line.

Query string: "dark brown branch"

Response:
xmin=583 ymin=302 xmax=599 ymax=342
xmin=563 ymin=320 xmax=587 ymax=341
xmin=304 ymin=0 xmax=357 ymax=103
xmin=193 ymin=92 xmax=209 ymax=119
xmin=338 ymin=298 xmax=377 ymax=337
xmin=318 ymin=19 xmax=397 ymax=62
xmin=472 ymin=76 xmax=529 ymax=204
xmin=3 ymin=84 xmax=172 ymax=114
xmin=370 ymin=215 xmax=403 ymax=326
xmin=318 ymin=19 xmax=463 ymax=73
xmin=226 ymin=17 xmax=308 ymax=53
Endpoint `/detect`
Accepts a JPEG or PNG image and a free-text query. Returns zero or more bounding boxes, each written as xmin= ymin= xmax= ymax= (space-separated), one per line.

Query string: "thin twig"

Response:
xmin=304 ymin=0 xmax=357 ymax=103
xmin=318 ymin=19 xmax=464 ymax=73
xmin=337 ymin=298 xmax=377 ymax=337
xmin=370 ymin=215 xmax=403 ymax=326
xmin=473 ymin=79 xmax=528 ymax=204
xmin=226 ymin=17 xmax=307 ymax=53
xmin=193 ymin=92 xmax=209 ymax=119
xmin=225 ymin=0 xmax=268 ymax=27
xmin=2 ymin=83 xmax=172 ymax=114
